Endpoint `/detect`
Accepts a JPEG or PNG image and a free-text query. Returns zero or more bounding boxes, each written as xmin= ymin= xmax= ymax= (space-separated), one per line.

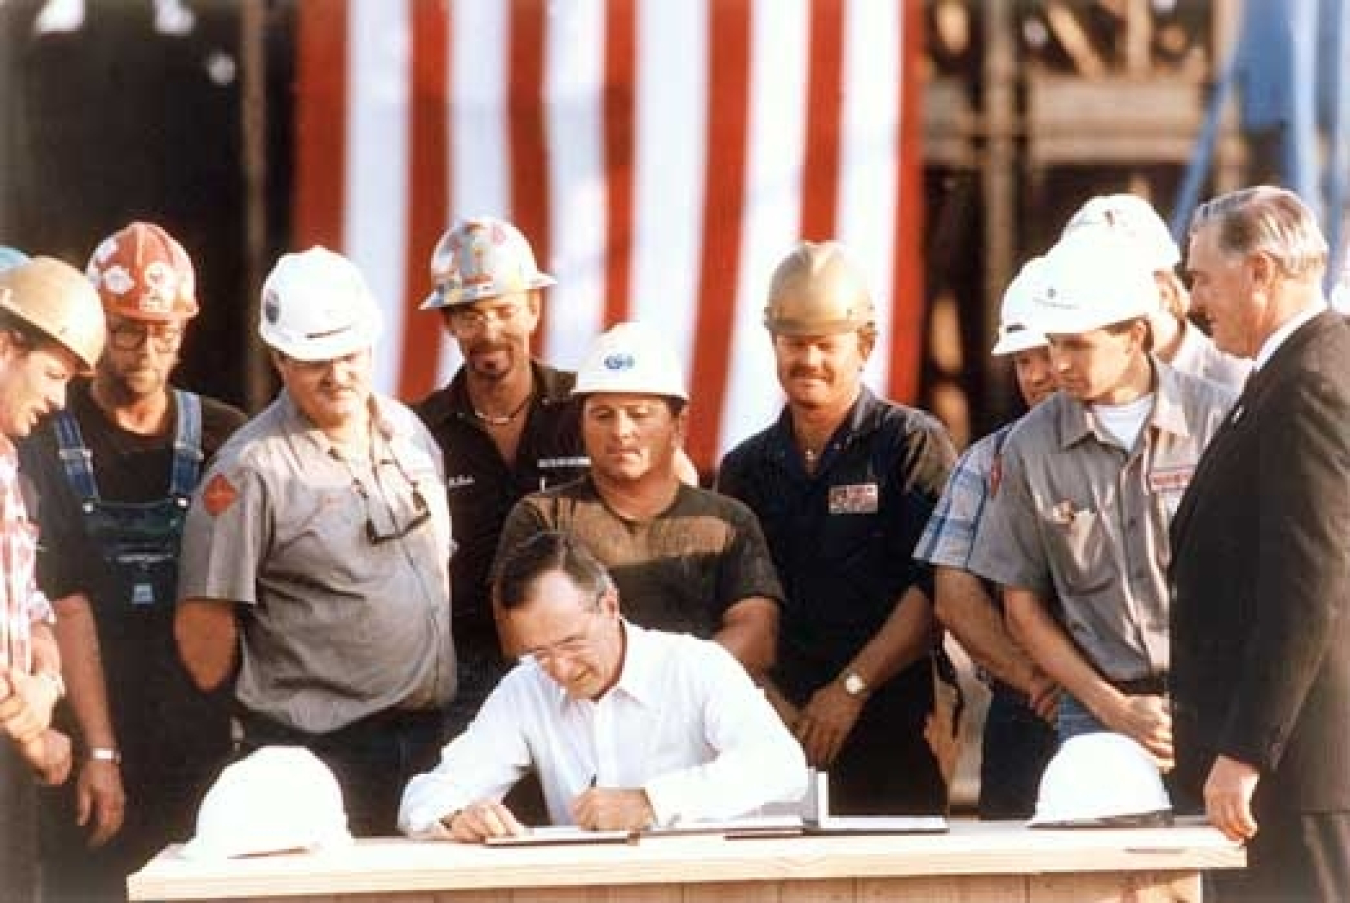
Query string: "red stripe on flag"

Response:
xmin=688 ymin=0 xmax=752 ymax=472
xmin=399 ymin=0 xmax=451 ymax=400
xmin=887 ymin=0 xmax=924 ymax=404
xmin=293 ymin=0 xmax=348 ymax=250
xmin=507 ymin=1 xmax=552 ymax=355
xmin=800 ymin=0 xmax=845 ymax=241
xmin=601 ymin=0 xmax=636 ymax=327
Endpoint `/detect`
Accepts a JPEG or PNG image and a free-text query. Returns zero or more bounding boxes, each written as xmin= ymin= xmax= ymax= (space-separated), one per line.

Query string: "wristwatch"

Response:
xmin=841 ymin=671 xmax=869 ymax=698
xmin=89 ymin=747 xmax=122 ymax=765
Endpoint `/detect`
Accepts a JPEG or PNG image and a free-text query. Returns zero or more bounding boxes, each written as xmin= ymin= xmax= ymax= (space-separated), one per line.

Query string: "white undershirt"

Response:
xmin=1091 ymin=393 xmax=1155 ymax=451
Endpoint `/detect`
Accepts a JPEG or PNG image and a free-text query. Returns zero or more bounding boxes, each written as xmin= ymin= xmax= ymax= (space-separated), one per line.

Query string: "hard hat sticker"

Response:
xmin=604 ymin=352 xmax=636 ymax=371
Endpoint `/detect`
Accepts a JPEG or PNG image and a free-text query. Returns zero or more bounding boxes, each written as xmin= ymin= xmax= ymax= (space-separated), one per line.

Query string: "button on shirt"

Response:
xmin=1 ymin=438 xmax=52 ymax=671
xmin=968 ymin=361 xmax=1235 ymax=681
xmin=717 ymin=388 xmax=954 ymax=675
xmin=398 ymin=621 xmax=807 ymax=837
xmin=178 ymin=392 xmax=456 ymax=734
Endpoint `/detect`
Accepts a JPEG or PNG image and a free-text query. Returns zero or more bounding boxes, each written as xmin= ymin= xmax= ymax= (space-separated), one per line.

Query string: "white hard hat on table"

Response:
xmin=991 ymin=256 xmax=1050 ymax=356
xmin=1029 ymin=732 xmax=1172 ymax=828
xmin=1030 ymin=226 xmax=1159 ymax=336
xmin=573 ymin=321 xmax=688 ymax=401
xmin=181 ymin=746 xmax=352 ymax=860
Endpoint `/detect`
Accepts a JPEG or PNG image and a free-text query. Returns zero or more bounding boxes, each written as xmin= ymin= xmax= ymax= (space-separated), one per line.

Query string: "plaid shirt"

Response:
xmin=1 ymin=435 xmax=53 ymax=673
xmin=914 ymin=423 xmax=1014 ymax=570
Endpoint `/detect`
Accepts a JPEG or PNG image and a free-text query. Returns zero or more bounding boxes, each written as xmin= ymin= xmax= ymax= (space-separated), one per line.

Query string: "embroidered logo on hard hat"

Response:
xmin=603 ymin=353 xmax=635 ymax=371
xmin=203 ymin=473 xmax=239 ymax=516
xmin=263 ymin=289 xmax=280 ymax=324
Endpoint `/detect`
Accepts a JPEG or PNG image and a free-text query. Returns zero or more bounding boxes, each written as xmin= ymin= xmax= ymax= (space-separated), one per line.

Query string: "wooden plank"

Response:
xmin=683 ymin=882 xmax=780 ymax=903
xmin=858 ymin=875 xmax=1020 ymax=902
xmin=778 ymin=878 xmax=854 ymax=902
xmin=1028 ymin=870 xmax=1201 ymax=903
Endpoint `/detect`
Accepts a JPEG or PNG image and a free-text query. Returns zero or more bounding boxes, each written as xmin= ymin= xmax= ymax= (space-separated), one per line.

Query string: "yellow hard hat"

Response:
xmin=0 ymin=256 xmax=106 ymax=373
xmin=763 ymin=241 xmax=876 ymax=336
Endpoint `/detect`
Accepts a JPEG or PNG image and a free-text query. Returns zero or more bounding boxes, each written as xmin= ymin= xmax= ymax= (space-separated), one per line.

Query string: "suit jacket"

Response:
xmin=1170 ymin=310 xmax=1350 ymax=811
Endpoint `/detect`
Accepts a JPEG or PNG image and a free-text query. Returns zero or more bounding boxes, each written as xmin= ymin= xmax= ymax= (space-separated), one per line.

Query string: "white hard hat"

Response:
xmin=259 ymin=247 xmax=383 ymax=361
xmin=991 ymin=256 xmax=1050 ymax=356
xmin=1029 ymin=733 xmax=1172 ymax=828
xmin=421 ymin=216 xmax=556 ymax=310
xmin=573 ymin=321 xmax=688 ymax=401
xmin=181 ymin=746 xmax=353 ymax=859
xmin=1063 ymin=193 xmax=1181 ymax=272
xmin=1031 ymin=226 xmax=1159 ymax=336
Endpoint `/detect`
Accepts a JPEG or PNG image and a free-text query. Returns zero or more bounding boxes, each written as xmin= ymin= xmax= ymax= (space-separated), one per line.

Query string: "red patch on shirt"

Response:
xmin=202 ymin=474 xmax=239 ymax=516
xmin=989 ymin=454 xmax=1004 ymax=498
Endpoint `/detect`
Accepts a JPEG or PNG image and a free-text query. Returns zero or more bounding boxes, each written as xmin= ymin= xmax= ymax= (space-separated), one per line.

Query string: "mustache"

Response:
xmin=468 ymin=340 xmax=511 ymax=355
xmin=789 ymin=367 xmax=827 ymax=380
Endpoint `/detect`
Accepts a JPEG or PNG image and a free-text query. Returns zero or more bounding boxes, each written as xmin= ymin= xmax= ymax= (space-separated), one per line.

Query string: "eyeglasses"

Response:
xmin=445 ymin=302 xmax=524 ymax=333
xmin=518 ymin=598 xmax=605 ymax=667
xmin=351 ymin=453 xmax=432 ymax=545
xmin=109 ymin=320 xmax=184 ymax=352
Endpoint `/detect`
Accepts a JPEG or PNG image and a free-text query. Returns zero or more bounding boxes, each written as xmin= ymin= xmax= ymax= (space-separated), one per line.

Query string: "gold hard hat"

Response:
xmin=0 ymin=256 xmax=107 ymax=373
xmin=763 ymin=241 xmax=876 ymax=336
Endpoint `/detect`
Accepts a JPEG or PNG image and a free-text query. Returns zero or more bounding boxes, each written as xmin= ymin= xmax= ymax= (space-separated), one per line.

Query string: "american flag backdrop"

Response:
xmin=292 ymin=0 xmax=926 ymax=472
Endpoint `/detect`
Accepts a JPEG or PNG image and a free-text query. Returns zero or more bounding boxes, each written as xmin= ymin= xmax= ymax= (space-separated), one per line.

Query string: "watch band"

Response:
xmin=89 ymin=747 xmax=122 ymax=764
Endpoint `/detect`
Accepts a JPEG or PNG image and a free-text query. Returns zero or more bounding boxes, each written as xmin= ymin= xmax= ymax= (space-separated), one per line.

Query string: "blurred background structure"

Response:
xmin=1 ymin=0 xmax=1348 ymax=460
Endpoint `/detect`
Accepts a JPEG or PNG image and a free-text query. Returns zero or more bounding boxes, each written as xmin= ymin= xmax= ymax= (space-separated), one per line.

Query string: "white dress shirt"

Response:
xmin=398 ymin=621 xmax=807 ymax=838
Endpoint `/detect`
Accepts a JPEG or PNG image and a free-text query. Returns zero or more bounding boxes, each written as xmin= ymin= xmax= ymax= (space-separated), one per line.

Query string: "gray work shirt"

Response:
xmin=968 ymin=360 xmax=1235 ymax=681
xmin=179 ymin=391 xmax=456 ymax=734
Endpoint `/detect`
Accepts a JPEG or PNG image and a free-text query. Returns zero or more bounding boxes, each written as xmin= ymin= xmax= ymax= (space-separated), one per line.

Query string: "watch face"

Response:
xmin=844 ymin=674 xmax=866 ymax=696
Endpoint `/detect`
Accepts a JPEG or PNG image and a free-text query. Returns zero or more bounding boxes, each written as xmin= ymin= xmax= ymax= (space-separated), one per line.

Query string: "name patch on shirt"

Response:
xmin=538 ymin=456 xmax=590 ymax=470
xmin=1147 ymin=466 xmax=1194 ymax=495
xmin=446 ymin=475 xmax=476 ymax=491
xmin=828 ymin=483 xmax=879 ymax=515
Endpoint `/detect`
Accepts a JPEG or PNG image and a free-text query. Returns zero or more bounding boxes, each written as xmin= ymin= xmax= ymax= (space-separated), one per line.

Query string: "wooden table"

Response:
xmin=129 ymin=818 xmax=1244 ymax=902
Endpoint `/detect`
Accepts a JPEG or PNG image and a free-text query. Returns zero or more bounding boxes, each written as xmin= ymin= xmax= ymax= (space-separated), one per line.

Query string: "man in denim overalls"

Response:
xmin=21 ymin=224 xmax=245 ymax=901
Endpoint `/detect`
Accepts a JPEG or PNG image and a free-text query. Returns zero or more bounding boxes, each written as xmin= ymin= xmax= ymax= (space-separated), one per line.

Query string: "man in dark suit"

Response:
xmin=1172 ymin=185 xmax=1350 ymax=901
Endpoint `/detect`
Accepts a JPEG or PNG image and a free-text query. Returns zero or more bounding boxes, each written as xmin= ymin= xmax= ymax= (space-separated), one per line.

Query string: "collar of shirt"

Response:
xmin=765 ymin=384 xmax=882 ymax=463
xmin=424 ymin=359 xmax=574 ymax=428
xmin=1056 ymin=358 xmax=1193 ymax=450
xmin=1254 ymin=300 xmax=1328 ymax=371
xmin=277 ymin=389 xmax=399 ymax=458
xmin=554 ymin=619 xmax=662 ymax=712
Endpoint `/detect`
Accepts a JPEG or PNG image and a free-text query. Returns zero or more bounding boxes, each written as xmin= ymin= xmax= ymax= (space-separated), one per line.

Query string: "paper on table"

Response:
xmin=484 ymin=826 xmax=634 ymax=847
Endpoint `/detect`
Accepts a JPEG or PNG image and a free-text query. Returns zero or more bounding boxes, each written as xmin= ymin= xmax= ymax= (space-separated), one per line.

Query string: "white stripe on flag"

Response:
xmin=718 ymin=0 xmax=810 ymax=454
xmin=345 ymin=0 xmax=410 ymax=394
xmin=440 ymin=0 xmax=513 ymax=383
xmin=838 ymin=0 xmax=902 ymax=393
xmin=631 ymin=0 xmax=708 ymax=373
xmin=541 ymin=0 xmax=607 ymax=371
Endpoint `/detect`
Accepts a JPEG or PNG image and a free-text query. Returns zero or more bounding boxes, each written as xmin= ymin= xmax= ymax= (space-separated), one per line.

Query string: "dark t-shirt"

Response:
xmin=415 ymin=361 xmax=589 ymax=630
xmin=20 ymin=380 xmax=247 ymax=600
xmin=496 ymin=476 xmax=784 ymax=638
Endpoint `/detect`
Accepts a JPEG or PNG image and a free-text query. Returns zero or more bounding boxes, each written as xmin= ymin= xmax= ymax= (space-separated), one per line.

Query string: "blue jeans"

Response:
xmin=979 ymin=684 xmax=1058 ymax=819
xmin=1056 ymin=693 xmax=1110 ymax=740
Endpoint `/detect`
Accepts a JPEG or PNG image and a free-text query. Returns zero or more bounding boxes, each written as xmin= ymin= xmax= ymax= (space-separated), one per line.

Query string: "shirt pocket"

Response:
xmin=1042 ymin=508 xmax=1114 ymax=597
